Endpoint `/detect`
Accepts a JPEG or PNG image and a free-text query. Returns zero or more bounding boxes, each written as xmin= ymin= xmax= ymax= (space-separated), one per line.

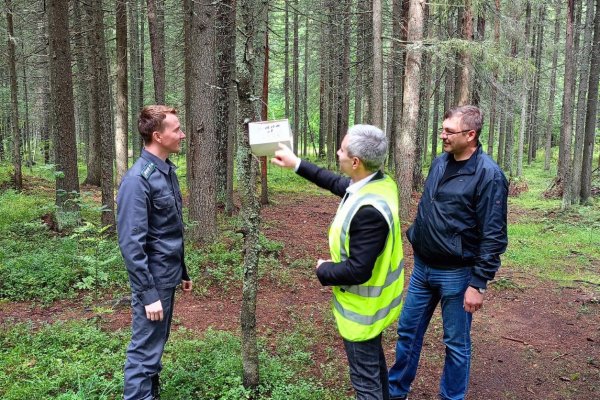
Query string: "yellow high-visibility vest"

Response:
xmin=328 ymin=175 xmax=404 ymax=341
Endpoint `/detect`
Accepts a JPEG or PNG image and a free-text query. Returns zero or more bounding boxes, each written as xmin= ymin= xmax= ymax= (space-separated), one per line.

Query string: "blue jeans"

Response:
xmin=343 ymin=333 xmax=390 ymax=400
xmin=388 ymin=257 xmax=473 ymax=400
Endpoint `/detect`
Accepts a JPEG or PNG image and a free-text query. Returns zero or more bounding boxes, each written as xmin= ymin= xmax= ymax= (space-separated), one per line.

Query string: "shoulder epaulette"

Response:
xmin=140 ymin=162 xmax=156 ymax=180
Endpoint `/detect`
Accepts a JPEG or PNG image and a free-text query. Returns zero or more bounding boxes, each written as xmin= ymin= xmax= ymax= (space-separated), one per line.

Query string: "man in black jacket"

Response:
xmin=272 ymin=124 xmax=404 ymax=400
xmin=388 ymin=105 xmax=508 ymax=400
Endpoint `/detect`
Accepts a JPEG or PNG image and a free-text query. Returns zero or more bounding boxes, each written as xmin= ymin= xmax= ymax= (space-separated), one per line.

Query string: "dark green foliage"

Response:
xmin=0 ymin=321 xmax=125 ymax=399
xmin=0 ymin=190 xmax=126 ymax=303
xmin=185 ymin=228 xmax=284 ymax=293
xmin=0 ymin=322 xmax=342 ymax=400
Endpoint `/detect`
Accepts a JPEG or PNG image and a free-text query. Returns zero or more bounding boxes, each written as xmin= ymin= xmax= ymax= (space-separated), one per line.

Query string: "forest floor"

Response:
xmin=1 ymin=191 xmax=599 ymax=399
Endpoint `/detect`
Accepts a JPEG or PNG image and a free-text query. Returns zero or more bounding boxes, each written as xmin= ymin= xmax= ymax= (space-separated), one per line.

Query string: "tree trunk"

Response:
xmin=92 ymin=1 xmax=116 ymax=229
xmin=570 ymin=0 xmax=595 ymax=204
xmin=527 ymin=4 xmax=545 ymax=163
xmin=545 ymin=0 xmax=561 ymax=171
xmin=48 ymin=0 xmax=80 ymax=221
xmin=147 ymin=0 xmax=165 ymax=104
xmin=354 ymin=0 xmax=366 ymax=124
xmin=395 ymin=0 xmax=423 ymax=223
xmin=138 ymin=0 xmax=146 ymax=155
xmin=443 ymin=13 xmax=454 ymax=112
xmin=302 ymin=14 xmax=309 ymax=156
xmin=237 ymin=0 xmax=262 ymax=392
xmin=561 ymin=0 xmax=576 ymax=208
xmin=284 ymin=0 xmax=290 ymax=118
xmin=260 ymin=24 xmax=269 ymax=205
xmin=73 ymin=0 xmax=90 ymax=164
xmin=497 ymin=94 xmax=506 ymax=168
xmin=128 ymin=0 xmax=141 ymax=154
xmin=580 ymin=0 xmax=600 ymax=203
xmin=472 ymin=13 xmax=485 ymax=106
xmin=456 ymin=0 xmax=473 ymax=105
xmin=216 ymin=0 xmax=237 ymax=214
xmin=37 ymin=16 xmax=50 ymax=165
xmin=385 ymin=32 xmax=395 ymax=160
xmin=488 ymin=0 xmax=501 ymax=158
xmin=372 ymin=0 xmax=383 ymax=127
xmin=430 ymin=58 xmax=440 ymax=161
xmin=336 ymin=1 xmax=351 ymax=149
xmin=5 ymin=0 xmax=22 ymax=190
xmin=414 ymin=2 xmax=430 ymax=189
xmin=83 ymin=1 xmax=101 ymax=186
xmin=326 ymin=0 xmax=336 ymax=168
xmin=292 ymin=0 xmax=300 ymax=154
xmin=185 ymin=0 xmax=218 ymax=243
xmin=362 ymin=0 xmax=374 ymax=123
xmin=318 ymin=9 xmax=327 ymax=158
xmin=389 ymin=0 xmax=408 ymax=167
xmin=115 ymin=0 xmax=128 ymax=186
xmin=505 ymin=111 xmax=515 ymax=177
xmin=19 ymin=26 xmax=31 ymax=168
xmin=517 ymin=1 xmax=532 ymax=178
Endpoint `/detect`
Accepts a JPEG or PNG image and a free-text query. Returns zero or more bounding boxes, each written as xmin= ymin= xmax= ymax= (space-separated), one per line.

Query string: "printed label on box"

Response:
xmin=249 ymin=119 xmax=293 ymax=156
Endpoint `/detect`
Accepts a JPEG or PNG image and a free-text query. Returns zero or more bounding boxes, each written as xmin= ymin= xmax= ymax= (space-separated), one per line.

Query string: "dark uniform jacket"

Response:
xmin=117 ymin=149 xmax=189 ymax=305
xmin=296 ymin=160 xmax=389 ymax=286
xmin=407 ymin=145 xmax=508 ymax=289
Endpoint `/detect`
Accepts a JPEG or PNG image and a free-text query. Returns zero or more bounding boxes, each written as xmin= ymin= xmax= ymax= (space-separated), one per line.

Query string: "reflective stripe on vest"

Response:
xmin=339 ymin=259 xmax=404 ymax=297
xmin=339 ymin=194 xmax=396 ymax=260
xmin=333 ymin=288 xmax=404 ymax=326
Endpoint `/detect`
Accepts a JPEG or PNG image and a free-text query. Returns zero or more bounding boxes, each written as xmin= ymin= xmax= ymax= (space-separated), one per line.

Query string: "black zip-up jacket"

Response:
xmin=296 ymin=160 xmax=389 ymax=286
xmin=407 ymin=145 xmax=508 ymax=289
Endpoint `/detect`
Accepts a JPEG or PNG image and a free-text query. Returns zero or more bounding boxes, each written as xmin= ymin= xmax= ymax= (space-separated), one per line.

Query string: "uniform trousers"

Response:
xmin=124 ymin=287 xmax=176 ymax=400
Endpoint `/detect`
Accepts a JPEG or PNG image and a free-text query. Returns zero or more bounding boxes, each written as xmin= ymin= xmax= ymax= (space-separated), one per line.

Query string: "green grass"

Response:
xmin=0 ymin=189 xmax=52 ymax=231
xmin=0 ymin=321 xmax=347 ymax=400
xmin=504 ymin=205 xmax=600 ymax=284
xmin=0 ymin=186 xmax=126 ymax=303
xmin=502 ymin=153 xmax=600 ymax=286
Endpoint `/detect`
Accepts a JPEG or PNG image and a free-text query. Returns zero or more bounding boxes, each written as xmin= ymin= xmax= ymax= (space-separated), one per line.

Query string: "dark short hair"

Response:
xmin=443 ymin=105 xmax=484 ymax=139
xmin=138 ymin=105 xmax=177 ymax=144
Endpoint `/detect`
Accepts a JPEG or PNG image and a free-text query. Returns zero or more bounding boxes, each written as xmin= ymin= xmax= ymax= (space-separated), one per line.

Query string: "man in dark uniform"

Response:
xmin=117 ymin=105 xmax=192 ymax=400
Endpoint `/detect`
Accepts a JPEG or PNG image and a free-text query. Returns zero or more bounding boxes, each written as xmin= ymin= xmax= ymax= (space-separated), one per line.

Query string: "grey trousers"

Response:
xmin=124 ymin=288 xmax=176 ymax=400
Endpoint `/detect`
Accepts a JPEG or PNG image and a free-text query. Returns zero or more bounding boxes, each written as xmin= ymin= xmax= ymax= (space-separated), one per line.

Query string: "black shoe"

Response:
xmin=151 ymin=374 xmax=160 ymax=400
xmin=390 ymin=396 xmax=407 ymax=400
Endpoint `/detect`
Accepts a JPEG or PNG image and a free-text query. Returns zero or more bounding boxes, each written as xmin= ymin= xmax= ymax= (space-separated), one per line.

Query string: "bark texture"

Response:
xmin=395 ymin=0 xmax=424 ymax=222
xmin=47 ymin=0 xmax=80 ymax=218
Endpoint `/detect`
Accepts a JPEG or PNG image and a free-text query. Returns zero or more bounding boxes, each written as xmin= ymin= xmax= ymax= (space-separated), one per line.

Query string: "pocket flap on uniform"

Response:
xmin=153 ymin=194 xmax=175 ymax=209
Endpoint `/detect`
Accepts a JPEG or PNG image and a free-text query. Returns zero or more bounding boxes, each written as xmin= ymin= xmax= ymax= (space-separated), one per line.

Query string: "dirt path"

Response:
xmin=1 ymin=192 xmax=598 ymax=399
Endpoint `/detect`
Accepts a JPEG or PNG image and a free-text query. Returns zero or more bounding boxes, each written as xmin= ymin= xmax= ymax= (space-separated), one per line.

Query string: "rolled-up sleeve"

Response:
xmin=116 ymin=176 xmax=159 ymax=305
xmin=471 ymin=169 xmax=508 ymax=289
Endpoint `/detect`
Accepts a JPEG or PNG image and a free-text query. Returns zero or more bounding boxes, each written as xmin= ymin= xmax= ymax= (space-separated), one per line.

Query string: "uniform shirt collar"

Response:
xmin=141 ymin=148 xmax=175 ymax=174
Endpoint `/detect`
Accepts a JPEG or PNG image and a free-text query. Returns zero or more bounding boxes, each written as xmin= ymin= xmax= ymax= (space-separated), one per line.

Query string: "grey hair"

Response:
xmin=345 ymin=124 xmax=388 ymax=172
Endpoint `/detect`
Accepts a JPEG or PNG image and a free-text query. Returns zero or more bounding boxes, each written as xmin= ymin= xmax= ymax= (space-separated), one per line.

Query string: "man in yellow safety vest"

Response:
xmin=272 ymin=124 xmax=404 ymax=400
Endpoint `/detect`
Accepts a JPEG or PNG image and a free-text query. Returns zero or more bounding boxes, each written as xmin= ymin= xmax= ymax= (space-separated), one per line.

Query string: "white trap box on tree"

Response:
xmin=248 ymin=119 xmax=293 ymax=157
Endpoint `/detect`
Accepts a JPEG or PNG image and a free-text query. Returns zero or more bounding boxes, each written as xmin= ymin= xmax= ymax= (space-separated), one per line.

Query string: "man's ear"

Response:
xmin=467 ymin=129 xmax=477 ymax=143
xmin=352 ymin=157 xmax=361 ymax=169
xmin=152 ymin=130 xmax=161 ymax=143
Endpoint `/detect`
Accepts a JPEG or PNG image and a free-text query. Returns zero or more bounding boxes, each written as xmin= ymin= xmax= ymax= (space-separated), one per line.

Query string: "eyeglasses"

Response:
xmin=439 ymin=127 xmax=472 ymax=137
